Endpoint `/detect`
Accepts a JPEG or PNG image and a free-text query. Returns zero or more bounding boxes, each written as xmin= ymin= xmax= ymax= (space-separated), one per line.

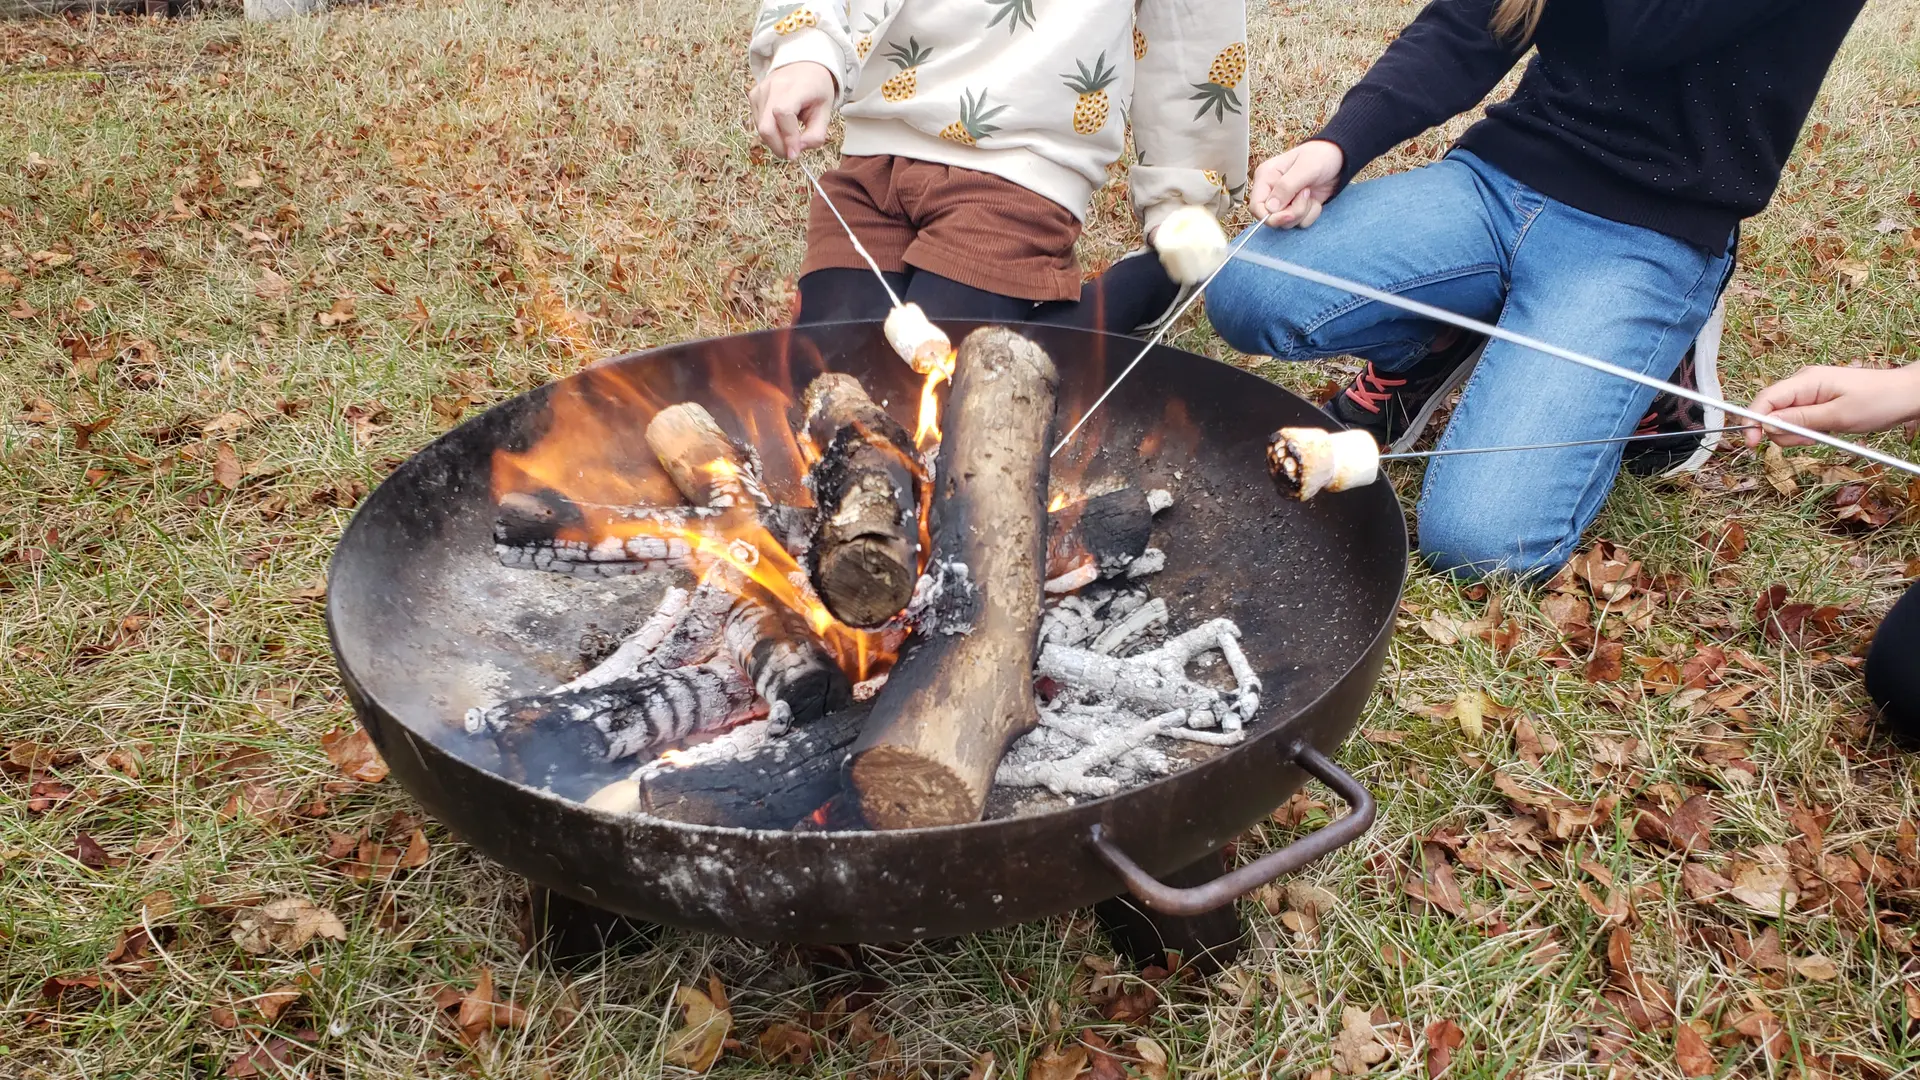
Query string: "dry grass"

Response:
xmin=3 ymin=1 xmax=1920 ymax=1078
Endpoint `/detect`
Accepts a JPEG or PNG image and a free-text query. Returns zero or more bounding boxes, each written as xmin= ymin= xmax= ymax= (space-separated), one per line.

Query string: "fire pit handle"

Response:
xmin=1089 ymin=744 xmax=1375 ymax=917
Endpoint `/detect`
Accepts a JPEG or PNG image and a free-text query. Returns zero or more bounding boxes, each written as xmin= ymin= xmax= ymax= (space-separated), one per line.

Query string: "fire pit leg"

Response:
xmin=1091 ymin=850 xmax=1245 ymax=977
xmin=526 ymin=884 xmax=659 ymax=968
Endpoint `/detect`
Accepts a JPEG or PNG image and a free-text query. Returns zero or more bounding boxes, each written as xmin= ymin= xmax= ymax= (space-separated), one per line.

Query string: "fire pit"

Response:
xmin=324 ymin=321 xmax=1406 ymax=942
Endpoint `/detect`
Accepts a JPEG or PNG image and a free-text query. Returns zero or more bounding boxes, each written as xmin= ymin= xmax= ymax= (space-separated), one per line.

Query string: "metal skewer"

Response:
xmin=1230 ymin=245 xmax=1920 ymax=479
xmin=798 ymin=159 xmax=905 ymax=311
xmin=1380 ymin=426 xmax=1747 ymax=461
xmin=1049 ymin=225 xmax=1265 ymax=458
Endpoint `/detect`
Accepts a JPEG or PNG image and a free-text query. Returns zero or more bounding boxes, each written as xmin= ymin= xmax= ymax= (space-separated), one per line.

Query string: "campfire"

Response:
xmin=465 ymin=326 xmax=1260 ymax=831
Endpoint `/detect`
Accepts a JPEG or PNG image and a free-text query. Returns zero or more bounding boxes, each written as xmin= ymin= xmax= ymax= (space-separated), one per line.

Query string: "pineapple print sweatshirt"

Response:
xmin=749 ymin=0 xmax=1249 ymax=239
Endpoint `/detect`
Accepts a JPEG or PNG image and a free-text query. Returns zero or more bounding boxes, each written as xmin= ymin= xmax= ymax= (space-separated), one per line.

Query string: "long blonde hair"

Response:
xmin=1490 ymin=0 xmax=1546 ymax=42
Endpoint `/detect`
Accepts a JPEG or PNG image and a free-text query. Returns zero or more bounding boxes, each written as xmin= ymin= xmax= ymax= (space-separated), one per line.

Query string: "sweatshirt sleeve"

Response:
xmin=1596 ymin=0 xmax=1812 ymax=68
xmin=1127 ymin=0 xmax=1251 ymax=239
xmin=1312 ymin=0 xmax=1525 ymax=190
xmin=749 ymin=3 xmax=858 ymax=101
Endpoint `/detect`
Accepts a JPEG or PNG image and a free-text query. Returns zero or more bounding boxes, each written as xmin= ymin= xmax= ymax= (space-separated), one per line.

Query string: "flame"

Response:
xmin=807 ymin=804 xmax=832 ymax=827
xmin=1048 ymin=491 xmax=1070 ymax=513
xmin=913 ymin=349 xmax=957 ymax=452
xmin=656 ymin=748 xmax=694 ymax=766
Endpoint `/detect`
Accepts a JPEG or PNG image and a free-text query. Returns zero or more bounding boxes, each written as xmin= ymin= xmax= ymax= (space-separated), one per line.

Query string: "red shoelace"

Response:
xmin=1343 ymin=365 xmax=1405 ymax=414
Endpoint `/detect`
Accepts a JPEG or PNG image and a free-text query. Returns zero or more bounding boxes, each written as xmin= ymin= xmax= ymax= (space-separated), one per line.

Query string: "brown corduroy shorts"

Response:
xmin=801 ymin=155 xmax=1084 ymax=303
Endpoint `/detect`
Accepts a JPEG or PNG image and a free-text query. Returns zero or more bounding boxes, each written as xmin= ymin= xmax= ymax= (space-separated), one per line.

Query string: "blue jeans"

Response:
xmin=1208 ymin=150 xmax=1735 ymax=580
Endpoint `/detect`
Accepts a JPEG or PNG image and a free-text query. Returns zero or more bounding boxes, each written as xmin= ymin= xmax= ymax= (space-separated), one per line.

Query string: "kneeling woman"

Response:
xmin=1206 ymin=0 xmax=1866 ymax=580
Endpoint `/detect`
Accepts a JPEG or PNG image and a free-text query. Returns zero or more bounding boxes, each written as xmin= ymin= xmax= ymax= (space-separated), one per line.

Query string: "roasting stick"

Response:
xmin=1050 ymin=223 xmax=1265 ymax=458
xmin=1379 ymin=426 xmax=1749 ymax=461
xmin=798 ymin=160 xmax=903 ymax=309
xmin=798 ymin=159 xmax=954 ymax=373
xmin=1231 ymin=246 xmax=1920 ymax=479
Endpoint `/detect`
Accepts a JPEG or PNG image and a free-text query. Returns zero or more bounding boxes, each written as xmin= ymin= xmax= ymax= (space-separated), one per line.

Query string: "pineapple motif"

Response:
xmin=880 ymin=37 xmax=932 ymax=101
xmin=984 ymin=0 xmax=1035 ymax=34
xmin=1205 ymin=170 xmax=1247 ymax=201
xmin=761 ymin=3 xmax=818 ymax=35
xmin=854 ymin=3 xmax=889 ymax=60
xmin=940 ymin=88 xmax=1007 ymax=146
xmin=1133 ymin=26 xmax=1147 ymax=60
xmin=1189 ymin=42 xmax=1246 ymax=122
xmin=1062 ymin=53 xmax=1118 ymax=136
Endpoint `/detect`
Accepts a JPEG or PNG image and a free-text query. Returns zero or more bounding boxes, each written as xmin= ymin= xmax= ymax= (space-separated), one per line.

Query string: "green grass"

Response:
xmin=3 ymin=1 xmax=1919 ymax=1077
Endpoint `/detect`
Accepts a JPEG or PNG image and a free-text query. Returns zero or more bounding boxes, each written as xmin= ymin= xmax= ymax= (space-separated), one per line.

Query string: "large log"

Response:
xmin=847 ymin=327 xmax=1059 ymax=829
xmin=493 ymin=488 xmax=813 ymax=577
xmin=799 ymin=373 xmax=927 ymax=629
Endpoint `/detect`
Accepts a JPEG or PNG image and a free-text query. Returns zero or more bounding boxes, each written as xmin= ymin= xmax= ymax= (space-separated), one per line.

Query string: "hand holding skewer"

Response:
xmin=1742 ymin=363 xmax=1920 ymax=448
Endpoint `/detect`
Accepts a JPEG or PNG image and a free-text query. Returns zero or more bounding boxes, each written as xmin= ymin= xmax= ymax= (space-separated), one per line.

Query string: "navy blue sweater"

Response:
xmin=1314 ymin=0 xmax=1867 ymax=253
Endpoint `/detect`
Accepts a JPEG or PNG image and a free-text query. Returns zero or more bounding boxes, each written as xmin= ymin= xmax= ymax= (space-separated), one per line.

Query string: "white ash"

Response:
xmin=904 ymin=558 xmax=978 ymax=635
xmin=1146 ymin=489 xmax=1174 ymax=515
xmin=1002 ymin=554 xmax=1261 ymax=800
xmin=1125 ymin=548 xmax=1166 ymax=579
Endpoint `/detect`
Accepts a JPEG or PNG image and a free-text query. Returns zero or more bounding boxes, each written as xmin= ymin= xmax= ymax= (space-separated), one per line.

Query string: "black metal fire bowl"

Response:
xmin=324 ymin=321 xmax=1407 ymax=943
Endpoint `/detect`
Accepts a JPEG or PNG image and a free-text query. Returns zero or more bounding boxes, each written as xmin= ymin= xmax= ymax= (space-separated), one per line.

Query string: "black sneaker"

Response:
xmin=1327 ymin=333 xmax=1486 ymax=452
xmin=1622 ymin=297 xmax=1727 ymax=478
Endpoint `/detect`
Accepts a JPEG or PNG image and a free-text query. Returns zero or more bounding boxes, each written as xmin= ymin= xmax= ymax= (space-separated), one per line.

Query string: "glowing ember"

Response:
xmin=656 ymin=747 xmax=694 ymax=766
xmin=1048 ymin=491 xmax=1070 ymax=513
xmin=913 ymin=349 xmax=957 ymax=452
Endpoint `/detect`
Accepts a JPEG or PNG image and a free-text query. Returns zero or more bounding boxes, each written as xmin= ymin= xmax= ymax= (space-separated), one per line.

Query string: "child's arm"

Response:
xmin=1128 ymin=0 xmax=1251 ymax=243
xmin=748 ymin=3 xmax=859 ymax=159
xmin=1744 ymin=364 xmax=1920 ymax=447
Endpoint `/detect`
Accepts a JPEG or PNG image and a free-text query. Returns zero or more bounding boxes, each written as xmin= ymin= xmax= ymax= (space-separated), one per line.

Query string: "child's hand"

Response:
xmin=1250 ymin=140 xmax=1345 ymax=229
xmin=751 ymin=62 xmax=837 ymax=160
xmin=1744 ymin=364 xmax=1920 ymax=447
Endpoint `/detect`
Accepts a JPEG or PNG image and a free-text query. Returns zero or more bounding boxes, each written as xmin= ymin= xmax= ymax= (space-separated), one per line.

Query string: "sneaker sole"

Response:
xmin=1384 ymin=339 xmax=1486 ymax=455
xmin=1655 ymin=296 xmax=1727 ymax=479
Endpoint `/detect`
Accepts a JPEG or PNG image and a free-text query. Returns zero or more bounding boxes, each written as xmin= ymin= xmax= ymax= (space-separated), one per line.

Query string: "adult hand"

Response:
xmin=750 ymin=62 xmax=837 ymax=160
xmin=1249 ymin=140 xmax=1345 ymax=229
xmin=1743 ymin=364 xmax=1920 ymax=447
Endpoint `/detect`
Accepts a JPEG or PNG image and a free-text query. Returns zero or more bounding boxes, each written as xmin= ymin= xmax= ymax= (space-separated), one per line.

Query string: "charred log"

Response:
xmin=582 ymin=707 xmax=871 ymax=829
xmin=719 ymin=574 xmax=852 ymax=731
xmin=799 ymin=373 xmax=927 ymax=629
xmin=493 ymin=488 xmax=813 ymax=577
xmin=471 ymin=660 xmax=761 ymax=764
xmin=849 ymin=327 xmax=1059 ymax=829
xmin=1045 ymin=487 xmax=1155 ymax=581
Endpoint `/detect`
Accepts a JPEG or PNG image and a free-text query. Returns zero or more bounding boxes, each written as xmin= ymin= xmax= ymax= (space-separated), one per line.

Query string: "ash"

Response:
xmin=993 ymin=490 xmax=1258 ymax=808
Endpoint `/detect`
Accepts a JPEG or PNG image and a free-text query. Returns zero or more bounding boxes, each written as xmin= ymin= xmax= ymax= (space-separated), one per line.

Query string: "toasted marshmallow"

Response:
xmin=883 ymin=302 xmax=951 ymax=374
xmin=1267 ymin=427 xmax=1380 ymax=501
xmin=1155 ymin=206 xmax=1231 ymax=286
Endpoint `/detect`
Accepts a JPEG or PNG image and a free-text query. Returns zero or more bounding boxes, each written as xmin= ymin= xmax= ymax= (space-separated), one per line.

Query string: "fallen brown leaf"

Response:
xmin=1680 ymin=862 xmax=1733 ymax=904
xmin=1763 ymin=444 xmax=1799 ymax=497
xmin=1132 ymin=1038 xmax=1167 ymax=1080
xmin=663 ymin=975 xmax=732 ymax=1073
xmin=255 ymin=985 xmax=303 ymax=1024
xmin=76 ymin=831 xmax=121 ymax=870
xmin=1586 ymin=641 xmax=1624 ymax=682
xmin=1331 ymin=1006 xmax=1389 ymax=1075
xmin=1704 ymin=519 xmax=1748 ymax=562
xmin=1794 ymin=954 xmax=1840 ymax=981
xmin=1026 ymin=1044 xmax=1089 ymax=1080
xmin=1424 ymin=1018 xmax=1465 ymax=1078
xmin=454 ymin=968 xmax=529 ymax=1047
xmin=1675 ymin=1022 xmax=1717 ymax=1077
xmin=1731 ymin=1005 xmax=1790 ymax=1059
xmin=756 ymin=1022 xmax=814 ymax=1065
xmin=1604 ymin=927 xmax=1674 ymax=1031
xmin=230 ymin=897 xmax=347 ymax=955
xmin=316 ymin=295 xmax=356 ymax=328
xmin=967 ymin=1052 xmax=1000 ymax=1080
xmin=225 ymin=1036 xmax=303 ymax=1079
xmin=212 ymin=443 xmax=243 ymax=490
xmin=1727 ymin=848 xmax=1800 ymax=915
xmin=255 ymin=268 xmax=291 ymax=301
xmin=1404 ymin=844 xmax=1467 ymax=918
xmin=320 ymin=728 xmax=388 ymax=783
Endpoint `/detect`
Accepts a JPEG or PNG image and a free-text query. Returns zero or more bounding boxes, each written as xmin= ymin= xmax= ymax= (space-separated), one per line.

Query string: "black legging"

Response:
xmin=1869 ymin=582 xmax=1919 ymax=746
xmin=795 ymin=253 xmax=1181 ymax=334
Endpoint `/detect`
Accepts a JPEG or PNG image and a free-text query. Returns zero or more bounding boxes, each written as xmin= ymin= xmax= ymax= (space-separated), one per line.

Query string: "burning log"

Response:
xmin=493 ymin=490 xmax=814 ymax=578
xmin=849 ymin=327 xmax=1060 ymax=829
xmin=718 ymin=574 xmax=851 ymax=731
xmin=799 ymin=373 xmax=927 ymax=629
xmin=646 ymin=402 xmax=772 ymax=512
xmin=582 ymin=707 xmax=870 ymax=829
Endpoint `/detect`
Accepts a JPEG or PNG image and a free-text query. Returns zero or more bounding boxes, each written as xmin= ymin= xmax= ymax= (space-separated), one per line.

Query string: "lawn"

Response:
xmin=3 ymin=1 xmax=1919 ymax=1077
